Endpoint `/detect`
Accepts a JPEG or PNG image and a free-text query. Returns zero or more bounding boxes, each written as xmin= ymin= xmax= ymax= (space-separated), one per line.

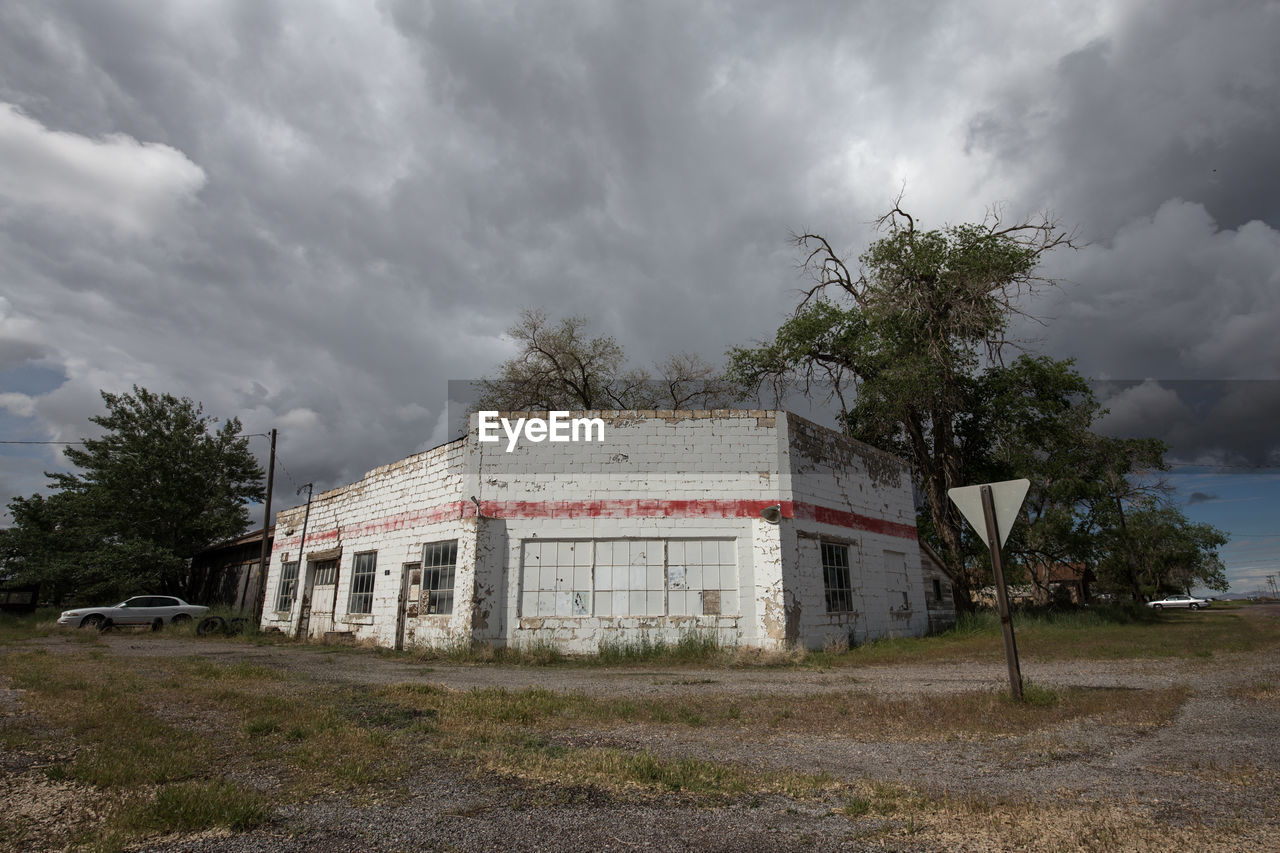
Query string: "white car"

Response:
xmin=1147 ymin=594 xmax=1211 ymax=611
xmin=57 ymin=596 xmax=209 ymax=630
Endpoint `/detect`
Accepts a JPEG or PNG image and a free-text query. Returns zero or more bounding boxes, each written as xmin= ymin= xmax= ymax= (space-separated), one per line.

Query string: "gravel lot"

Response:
xmin=6 ymin=609 xmax=1280 ymax=852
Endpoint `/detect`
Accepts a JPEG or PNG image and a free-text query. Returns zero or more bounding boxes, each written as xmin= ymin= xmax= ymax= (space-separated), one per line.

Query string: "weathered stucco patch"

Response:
xmin=786 ymin=413 xmax=904 ymax=489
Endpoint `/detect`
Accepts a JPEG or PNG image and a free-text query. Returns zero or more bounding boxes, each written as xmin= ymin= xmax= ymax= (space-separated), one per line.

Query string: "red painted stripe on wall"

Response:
xmin=274 ymin=497 xmax=916 ymax=553
xmin=474 ymin=498 xmax=785 ymax=520
xmin=274 ymin=501 xmax=469 ymax=551
xmin=792 ymin=502 xmax=918 ymax=541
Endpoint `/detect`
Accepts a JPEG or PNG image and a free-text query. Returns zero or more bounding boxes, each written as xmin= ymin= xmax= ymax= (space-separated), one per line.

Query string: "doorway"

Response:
xmin=395 ymin=562 xmax=422 ymax=651
xmin=305 ymin=558 xmax=339 ymax=639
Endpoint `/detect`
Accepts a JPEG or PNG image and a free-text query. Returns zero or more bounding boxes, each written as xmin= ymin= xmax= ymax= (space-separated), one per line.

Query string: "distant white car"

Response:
xmin=57 ymin=596 xmax=209 ymax=630
xmin=1147 ymin=594 xmax=1211 ymax=611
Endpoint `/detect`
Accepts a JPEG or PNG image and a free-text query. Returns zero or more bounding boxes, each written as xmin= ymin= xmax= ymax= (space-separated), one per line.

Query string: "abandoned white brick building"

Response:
xmin=260 ymin=410 xmax=955 ymax=652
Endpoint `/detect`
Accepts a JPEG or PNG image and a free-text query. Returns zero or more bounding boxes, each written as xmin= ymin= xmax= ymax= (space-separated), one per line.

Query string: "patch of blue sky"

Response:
xmin=1164 ymin=467 xmax=1280 ymax=596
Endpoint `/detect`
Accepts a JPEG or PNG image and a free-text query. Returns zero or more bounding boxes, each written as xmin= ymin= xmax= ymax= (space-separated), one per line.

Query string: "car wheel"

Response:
xmin=171 ymin=613 xmax=193 ymax=626
xmin=1152 ymin=604 xmax=1163 ymax=611
xmin=79 ymin=614 xmax=104 ymax=630
xmin=196 ymin=616 xmax=226 ymax=637
xmin=1189 ymin=603 xmax=1199 ymax=611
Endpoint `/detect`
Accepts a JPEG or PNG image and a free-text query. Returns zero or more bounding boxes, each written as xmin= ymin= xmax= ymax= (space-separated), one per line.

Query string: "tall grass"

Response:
xmin=0 ymin=606 xmax=67 ymax=643
xmin=597 ymin=629 xmax=727 ymax=664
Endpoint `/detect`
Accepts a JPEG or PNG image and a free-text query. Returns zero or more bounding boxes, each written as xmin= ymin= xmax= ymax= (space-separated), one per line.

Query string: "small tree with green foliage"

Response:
xmin=0 ymin=387 xmax=264 ymax=604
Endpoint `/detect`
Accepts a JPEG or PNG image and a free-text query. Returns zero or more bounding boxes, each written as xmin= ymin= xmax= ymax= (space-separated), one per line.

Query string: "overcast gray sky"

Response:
xmin=2 ymin=1 xmax=1277 ymax=589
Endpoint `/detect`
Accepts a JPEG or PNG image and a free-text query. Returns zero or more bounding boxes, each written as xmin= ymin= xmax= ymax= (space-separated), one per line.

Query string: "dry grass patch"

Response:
xmin=0 ymin=648 xmax=428 ymax=848
xmin=1230 ymin=679 xmax=1278 ymax=703
xmin=910 ymin=796 xmax=1252 ymax=852
xmin=376 ymin=681 xmax=1187 ymax=745
xmin=828 ymin=780 xmax=1266 ymax=851
xmin=458 ymin=738 xmax=838 ymax=799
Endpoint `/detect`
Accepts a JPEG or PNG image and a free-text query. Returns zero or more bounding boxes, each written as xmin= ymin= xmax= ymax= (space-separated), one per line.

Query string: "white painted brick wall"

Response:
xmin=259 ymin=410 xmax=927 ymax=652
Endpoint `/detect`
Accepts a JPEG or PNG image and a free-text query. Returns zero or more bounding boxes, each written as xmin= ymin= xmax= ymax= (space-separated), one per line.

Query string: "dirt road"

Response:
xmin=10 ymin=621 xmax=1280 ymax=852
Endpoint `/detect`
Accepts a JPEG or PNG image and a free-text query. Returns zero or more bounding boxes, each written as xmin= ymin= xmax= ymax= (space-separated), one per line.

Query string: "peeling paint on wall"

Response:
xmin=258 ymin=411 xmax=949 ymax=652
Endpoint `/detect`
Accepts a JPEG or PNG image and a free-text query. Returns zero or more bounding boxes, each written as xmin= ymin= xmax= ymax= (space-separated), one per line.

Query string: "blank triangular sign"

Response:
xmin=947 ymin=479 xmax=1030 ymax=550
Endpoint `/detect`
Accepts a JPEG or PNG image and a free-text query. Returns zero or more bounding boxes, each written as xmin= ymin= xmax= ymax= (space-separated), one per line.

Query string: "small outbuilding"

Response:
xmin=260 ymin=410 xmax=952 ymax=652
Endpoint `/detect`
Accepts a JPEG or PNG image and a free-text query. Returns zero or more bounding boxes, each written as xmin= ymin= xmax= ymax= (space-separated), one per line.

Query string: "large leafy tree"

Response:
xmin=728 ymin=208 xmax=1230 ymax=607
xmin=1096 ymin=504 xmax=1229 ymax=597
xmin=478 ymin=308 xmax=741 ymax=411
xmin=0 ymin=387 xmax=264 ymax=604
xmin=727 ymin=206 xmax=1078 ymax=611
xmin=948 ymin=355 xmax=1105 ymax=598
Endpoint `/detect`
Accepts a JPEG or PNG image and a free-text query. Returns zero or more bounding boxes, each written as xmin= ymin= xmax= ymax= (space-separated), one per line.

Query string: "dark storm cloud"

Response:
xmin=967 ymin=0 xmax=1280 ymax=237
xmin=0 ymin=0 xmax=1276 ymax=516
xmin=1094 ymin=380 xmax=1280 ymax=469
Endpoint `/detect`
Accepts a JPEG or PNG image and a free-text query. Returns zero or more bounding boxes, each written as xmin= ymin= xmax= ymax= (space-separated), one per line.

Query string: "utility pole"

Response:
xmin=252 ymin=428 xmax=277 ymax=620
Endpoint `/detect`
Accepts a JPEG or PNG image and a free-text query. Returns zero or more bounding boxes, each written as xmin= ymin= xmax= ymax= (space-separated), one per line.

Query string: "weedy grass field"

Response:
xmin=1 ymin=603 xmax=1277 ymax=852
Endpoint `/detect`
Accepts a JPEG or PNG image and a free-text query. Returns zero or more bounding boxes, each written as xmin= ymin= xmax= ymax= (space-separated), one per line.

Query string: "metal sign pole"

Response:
xmin=981 ymin=484 xmax=1023 ymax=701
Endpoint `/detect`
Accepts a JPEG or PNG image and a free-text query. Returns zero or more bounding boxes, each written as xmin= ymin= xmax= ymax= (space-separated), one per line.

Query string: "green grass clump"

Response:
xmin=107 ymin=779 xmax=271 ymax=839
xmin=0 ymin=607 xmax=66 ymax=643
xmin=1010 ymin=681 xmax=1059 ymax=707
xmin=597 ymin=629 xmax=727 ymax=664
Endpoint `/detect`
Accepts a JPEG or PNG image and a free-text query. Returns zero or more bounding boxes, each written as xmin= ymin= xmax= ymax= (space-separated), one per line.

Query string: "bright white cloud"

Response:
xmin=0 ymin=102 xmax=206 ymax=235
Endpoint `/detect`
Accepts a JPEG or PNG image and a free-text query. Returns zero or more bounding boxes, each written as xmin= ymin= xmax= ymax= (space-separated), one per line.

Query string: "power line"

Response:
xmin=0 ymin=440 xmax=85 ymax=445
xmin=271 ymin=449 xmax=304 ymax=493
xmin=2 ymin=432 xmax=269 ymax=446
xmin=1164 ymin=461 xmax=1280 ymax=470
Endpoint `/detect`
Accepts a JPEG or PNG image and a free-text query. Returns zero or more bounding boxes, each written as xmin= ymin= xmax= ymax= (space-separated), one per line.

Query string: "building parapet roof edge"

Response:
xmin=469 ymin=408 xmax=779 ymax=420
xmin=783 ymin=411 xmax=912 ymax=472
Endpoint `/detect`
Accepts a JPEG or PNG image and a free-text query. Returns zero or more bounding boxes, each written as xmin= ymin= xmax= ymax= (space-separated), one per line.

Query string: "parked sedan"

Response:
xmin=1147 ymin=594 xmax=1211 ymax=611
xmin=57 ymin=596 xmax=209 ymax=629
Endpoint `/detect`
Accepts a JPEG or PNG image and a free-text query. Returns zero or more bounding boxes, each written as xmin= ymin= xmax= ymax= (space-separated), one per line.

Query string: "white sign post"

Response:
xmin=948 ymin=478 xmax=1030 ymax=701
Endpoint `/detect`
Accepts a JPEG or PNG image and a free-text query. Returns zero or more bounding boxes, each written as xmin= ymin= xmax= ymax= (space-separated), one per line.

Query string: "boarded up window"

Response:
xmin=884 ymin=550 xmax=909 ymax=611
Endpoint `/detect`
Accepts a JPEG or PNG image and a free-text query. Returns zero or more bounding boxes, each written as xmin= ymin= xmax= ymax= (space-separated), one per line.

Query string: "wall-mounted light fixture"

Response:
xmin=760 ymin=504 xmax=782 ymax=524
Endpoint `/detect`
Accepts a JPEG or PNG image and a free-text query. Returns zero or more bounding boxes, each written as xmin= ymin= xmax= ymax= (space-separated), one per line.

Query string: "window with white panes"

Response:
xmin=348 ymin=551 xmax=377 ymax=615
xmin=275 ymin=561 xmax=299 ymax=612
xmin=593 ymin=539 xmax=665 ymax=617
xmin=311 ymin=558 xmax=337 ymax=586
xmin=521 ymin=540 xmax=592 ymax=618
xmin=667 ymin=539 xmax=738 ymax=617
xmin=423 ymin=540 xmax=457 ymax=615
xmin=519 ymin=538 xmax=739 ymax=618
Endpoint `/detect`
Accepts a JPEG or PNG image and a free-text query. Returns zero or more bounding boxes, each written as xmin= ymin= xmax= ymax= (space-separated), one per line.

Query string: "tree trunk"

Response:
xmin=929 ymin=480 xmax=973 ymax=614
xmin=1113 ymin=494 xmax=1143 ymax=602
